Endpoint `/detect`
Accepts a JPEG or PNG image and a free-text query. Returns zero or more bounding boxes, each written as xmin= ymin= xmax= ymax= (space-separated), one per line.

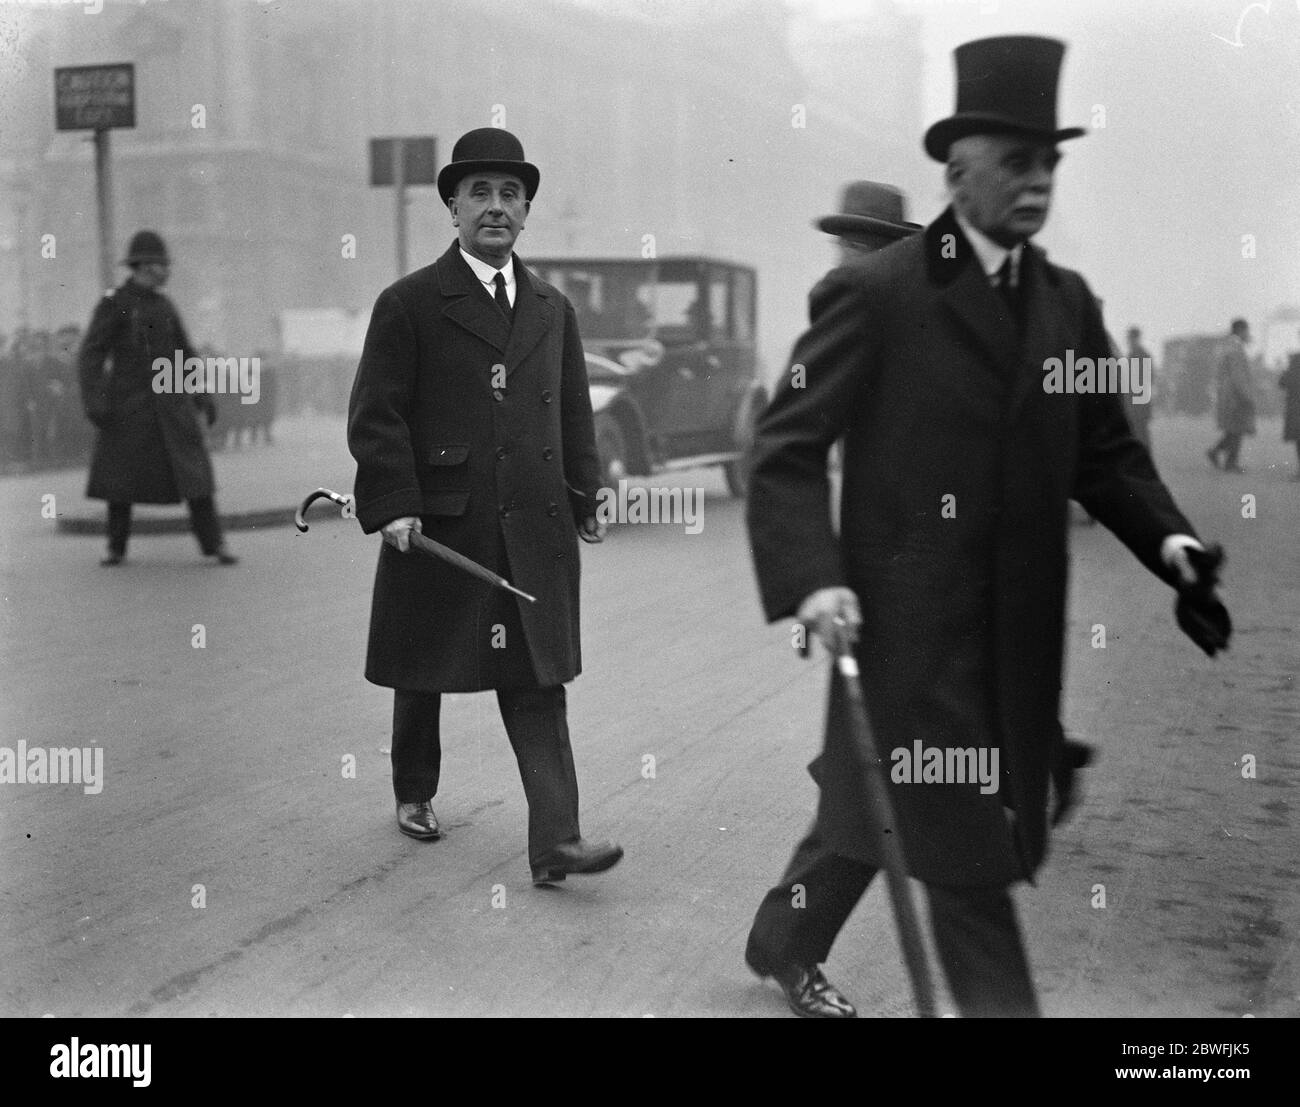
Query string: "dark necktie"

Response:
xmin=493 ymin=271 xmax=513 ymax=321
xmin=996 ymin=254 xmax=1023 ymax=334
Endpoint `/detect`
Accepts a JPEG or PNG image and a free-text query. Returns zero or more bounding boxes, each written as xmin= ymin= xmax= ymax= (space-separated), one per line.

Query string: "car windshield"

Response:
xmin=532 ymin=261 xmax=704 ymax=343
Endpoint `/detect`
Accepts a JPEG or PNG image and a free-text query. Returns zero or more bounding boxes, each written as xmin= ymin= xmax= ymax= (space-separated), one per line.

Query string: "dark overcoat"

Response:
xmin=747 ymin=207 xmax=1195 ymax=888
xmin=1278 ymin=354 xmax=1300 ymax=442
xmin=348 ymin=242 xmax=601 ymax=693
xmin=78 ymin=280 xmax=216 ymax=503
xmin=1215 ymin=338 xmax=1256 ymax=436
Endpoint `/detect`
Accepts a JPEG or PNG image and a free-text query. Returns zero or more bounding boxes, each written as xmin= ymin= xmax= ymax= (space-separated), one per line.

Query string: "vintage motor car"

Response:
xmin=527 ymin=256 xmax=767 ymax=496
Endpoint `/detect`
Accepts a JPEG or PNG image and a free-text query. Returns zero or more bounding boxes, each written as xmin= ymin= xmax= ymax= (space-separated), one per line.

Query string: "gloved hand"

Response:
xmin=381 ymin=516 xmax=422 ymax=553
xmin=1173 ymin=542 xmax=1232 ymax=657
xmin=1051 ymin=738 xmax=1095 ymax=827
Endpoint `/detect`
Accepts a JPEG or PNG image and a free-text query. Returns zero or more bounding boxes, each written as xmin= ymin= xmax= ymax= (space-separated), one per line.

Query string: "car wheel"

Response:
xmin=595 ymin=412 xmax=629 ymax=489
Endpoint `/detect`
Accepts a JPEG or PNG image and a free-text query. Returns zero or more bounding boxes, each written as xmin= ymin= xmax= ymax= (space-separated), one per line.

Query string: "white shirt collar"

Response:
xmin=954 ymin=210 xmax=1022 ymax=287
xmin=459 ymin=247 xmax=515 ymax=290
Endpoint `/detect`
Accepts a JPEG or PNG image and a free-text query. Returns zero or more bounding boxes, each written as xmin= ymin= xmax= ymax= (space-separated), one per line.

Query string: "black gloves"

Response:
xmin=1174 ymin=542 xmax=1232 ymax=657
xmin=1051 ymin=737 xmax=1095 ymax=827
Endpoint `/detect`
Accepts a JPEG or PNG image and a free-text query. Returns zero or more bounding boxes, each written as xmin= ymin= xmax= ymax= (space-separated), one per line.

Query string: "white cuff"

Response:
xmin=1160 ymin=534 xmax=1203 ymax=567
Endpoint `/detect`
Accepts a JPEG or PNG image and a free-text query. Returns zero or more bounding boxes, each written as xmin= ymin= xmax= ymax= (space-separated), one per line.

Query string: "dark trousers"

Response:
xmin=107 ymin=498 xmax=225 ymax=556
xmin=747 ymin=825 xmax=1040 ymax=1018
xmin=1211 ymin=432 xmax=1242 ymax=468
xmin=392 ymin=685 xmax=581 ymax=864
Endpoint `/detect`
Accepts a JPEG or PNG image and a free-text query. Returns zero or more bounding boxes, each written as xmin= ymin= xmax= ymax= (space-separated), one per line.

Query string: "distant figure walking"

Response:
xmin=78 ymin=230 xmax=237 ymax=566
xmin=1207 ymin=318 xmax=1255 ymax=474
xmin=1280 ymin=332 xmax=1300 ymax=480
xmin=1125 ymin=325 xmax=1154 ymax=454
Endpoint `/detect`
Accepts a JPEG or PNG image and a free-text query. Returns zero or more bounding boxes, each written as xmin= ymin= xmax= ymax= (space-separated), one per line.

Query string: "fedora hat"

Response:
xmin=121 ymin=229 xmax=169 ymax=266
xmin=816 ymin=181 xmax=920 ymax=240
xmin=437 ymin=127 xmax=540 ymax=205
xmin=924 ymin=35 xmax=1085 ymax=162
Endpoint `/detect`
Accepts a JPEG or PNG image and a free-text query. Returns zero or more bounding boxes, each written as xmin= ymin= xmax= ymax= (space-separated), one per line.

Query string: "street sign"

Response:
xmin=369 ymin=137 xmax=437 ymax=187
xmin=55 ymin=63 xmax=135 ymax=131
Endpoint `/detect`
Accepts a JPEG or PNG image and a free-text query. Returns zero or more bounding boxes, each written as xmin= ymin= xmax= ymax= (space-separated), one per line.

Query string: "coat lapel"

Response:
xmin=925 ymin=207 xmax=1018 ymax=382
xmin=437 ymin=242 xmax=511 ymax=353
xmin=1005 ymin=243 xmax=1068 ymax=426
xmin=502 ymin=257 xmax=555 ymax=376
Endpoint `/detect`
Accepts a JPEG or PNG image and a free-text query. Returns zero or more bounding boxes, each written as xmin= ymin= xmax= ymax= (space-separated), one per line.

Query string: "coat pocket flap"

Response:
xmin=427 ymin=444 xmax=470 ymax=465
xmin=422 ymin=490 xmax=470 ymax=517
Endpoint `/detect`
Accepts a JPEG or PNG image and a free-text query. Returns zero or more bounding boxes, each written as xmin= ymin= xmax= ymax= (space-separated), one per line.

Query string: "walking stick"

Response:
xmin=294 ymin=486 xmax=537 ymax=604
xmin=803 ymin=619 xmax=938 ymax=1018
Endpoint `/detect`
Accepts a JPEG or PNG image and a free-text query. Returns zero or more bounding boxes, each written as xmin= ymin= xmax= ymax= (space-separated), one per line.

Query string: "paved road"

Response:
xmin=1 ymin=415 xmax=1296 ymax=1017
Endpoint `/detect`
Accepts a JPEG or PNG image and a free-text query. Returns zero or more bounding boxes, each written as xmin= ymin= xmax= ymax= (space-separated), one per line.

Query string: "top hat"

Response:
xmin=815 ymin=181 xmax=921 ymax=241
xmin=437 ymin=127 xmax=540 ymax=205
xmin=121 ymin=229 xmax=169 ymax=265
xmin=924 ymin=35 xmax=1085 ymax=162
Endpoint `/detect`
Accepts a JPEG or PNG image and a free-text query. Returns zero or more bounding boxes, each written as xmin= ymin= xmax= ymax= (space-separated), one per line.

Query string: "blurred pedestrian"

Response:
xmin=77 ymin=230 xmax=237 ymax=566
xmin=1207 ymin=318 xmax=1255 ymax=473
xmin=348 ymin=128 xmax=622 ymax=884
xmin=816 ymin=180 xmax=920 ymax=267
xmin=1280 ymin=331 xmax=1300 ymax=479
xmin=743 ymin=35 xmax=1229 ymax=1019
xmin=1125 ymin=325 xmax=1154 ymax=453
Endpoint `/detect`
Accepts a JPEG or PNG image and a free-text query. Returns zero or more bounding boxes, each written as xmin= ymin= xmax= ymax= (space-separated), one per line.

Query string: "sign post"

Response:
xmin=369 ymin=137 xmax=437 ymax=279
xmin=55 ymin=63 xmax=135 ymax=292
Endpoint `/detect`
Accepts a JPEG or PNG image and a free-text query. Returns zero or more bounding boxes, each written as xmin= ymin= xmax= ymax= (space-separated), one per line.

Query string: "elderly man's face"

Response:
xmin=451 ymin=173 xmax=529 ymax=265
xmin=947 ymin=134 xmax=1061 ymax=247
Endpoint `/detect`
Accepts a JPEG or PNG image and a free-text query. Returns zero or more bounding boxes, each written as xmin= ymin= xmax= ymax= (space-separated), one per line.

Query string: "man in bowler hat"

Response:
xmin=348 ymin=128 xmax=623 ymax=884
xmin=816 ymin=180 xmax=920 ymax=266
xmin=78 ymin=230 xmax=236 ymax=566
xmin=743 ymin=36 xmax=1231 ymax=1017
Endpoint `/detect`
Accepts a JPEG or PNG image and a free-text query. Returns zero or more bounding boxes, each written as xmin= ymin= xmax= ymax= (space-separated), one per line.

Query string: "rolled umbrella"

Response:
xmin=295 ymin=486 xmax=537 ymax=604
xmin=803 ymin=620 xmax=938 ymax=1018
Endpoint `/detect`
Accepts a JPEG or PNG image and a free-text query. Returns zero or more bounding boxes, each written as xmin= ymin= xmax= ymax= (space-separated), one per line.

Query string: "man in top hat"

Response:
xmin=78 ymin=230 xmax=236 ymax=566
xmin=816 ymin=180 xmax=920 ymax=267
xmin=743 ymin=36 xmax=1230 ymax=1017
xmin=348 ymin=127 xmax=623 ymax=884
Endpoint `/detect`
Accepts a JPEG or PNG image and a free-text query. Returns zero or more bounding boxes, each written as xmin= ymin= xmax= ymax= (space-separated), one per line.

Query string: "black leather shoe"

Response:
xmin=396 ymin=799 xmax=441 ymax=840
xmin=100 ymin=554 xmax=125 ymax=567
xmin=212 ymin=547 xmax=239 ymax=565
xmin=746 ymin=946 xmax=857 ymax=1018
xmin=530 ymin=838 xmax=623 ymax=884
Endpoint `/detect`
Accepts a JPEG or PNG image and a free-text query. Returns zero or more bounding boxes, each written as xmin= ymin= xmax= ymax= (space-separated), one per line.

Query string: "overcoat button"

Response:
xmin=547 ymin=503 xmax=559 ymax=517
xmin=542 ymin=447 xmax=554 ymax=460
xmin=499 ymin=505 xmax=509 ymax=517
xmin=492 ymin=389 xmax=504 ymax=402
xmin=541 ymin=390 xmax=553 ymax=403
xmin=496 ymin=446 xmax=507 ymax=460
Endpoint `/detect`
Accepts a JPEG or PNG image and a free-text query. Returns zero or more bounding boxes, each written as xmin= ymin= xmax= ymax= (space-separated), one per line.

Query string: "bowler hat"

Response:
xmin=122 ymin=229 xmax=169 ymax=266
xmin=924 ymin=35 xmax=1085 ymax=162
xmin=437 ymin=127 xmax=540 ymax=205
xmin=815 ymin=181 xmax=920 ymax=240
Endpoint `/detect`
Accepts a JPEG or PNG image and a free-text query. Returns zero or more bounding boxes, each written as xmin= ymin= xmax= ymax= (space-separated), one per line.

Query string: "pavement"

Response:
xmin=1 ymin=413 xmax=1297 ymax=1018
xmin=50 ymin=413 xmax=358 ymax=537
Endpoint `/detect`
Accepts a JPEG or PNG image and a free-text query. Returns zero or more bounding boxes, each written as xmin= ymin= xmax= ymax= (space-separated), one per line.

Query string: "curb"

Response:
xmin=57 ymin=505 xmax=310 ymax=536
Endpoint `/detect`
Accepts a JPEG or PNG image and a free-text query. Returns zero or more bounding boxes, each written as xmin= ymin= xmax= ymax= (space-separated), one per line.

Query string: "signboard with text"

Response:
xmin=55 ymin=63 xmax=135 ymax=131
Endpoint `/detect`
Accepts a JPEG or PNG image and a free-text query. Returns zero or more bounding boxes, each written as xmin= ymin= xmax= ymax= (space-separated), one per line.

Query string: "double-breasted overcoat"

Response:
xmin=348 ymin=242 xmax=601 ymax=693
xmin=747 ymin=207 xmax=1195 ymax=888
xmin=78 ymin=280 xmax=216 ymax=503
